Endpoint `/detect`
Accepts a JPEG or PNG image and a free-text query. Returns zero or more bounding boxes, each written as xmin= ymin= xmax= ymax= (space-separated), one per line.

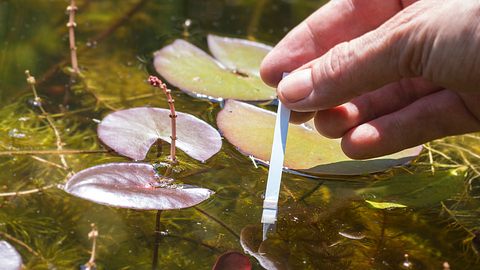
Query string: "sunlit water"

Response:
xmin=1 ymin=0 xmax=480 ymax=269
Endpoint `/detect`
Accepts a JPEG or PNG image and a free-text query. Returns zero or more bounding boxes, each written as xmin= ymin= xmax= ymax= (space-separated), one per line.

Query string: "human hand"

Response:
xmin=260 ymin=0 xmax=480 ymax=159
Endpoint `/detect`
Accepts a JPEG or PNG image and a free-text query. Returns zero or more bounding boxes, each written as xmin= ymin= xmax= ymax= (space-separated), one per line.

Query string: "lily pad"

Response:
xmin=207 ymin=34 xmax=272 ymax=77
xmin=0 ymin=241 xmax=22 ymax=270
xmin=153 ymin=39 xmax=275 ymax=101
xmin=64 ymin=163 xmax=214 ymax=210
xmin=212 ymin=251 xmax=252 ymax=270
xmin=217 ymin=100 xmax=422 ymax=175
xmin=98 ymin=107 xmax=222 ymax=162
xmin=240 ymin=226 xmax=285 ymax=270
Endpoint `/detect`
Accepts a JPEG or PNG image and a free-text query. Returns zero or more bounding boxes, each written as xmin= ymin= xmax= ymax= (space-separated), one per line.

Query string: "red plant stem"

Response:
xmin=148 ymin=76 xmax=177 ymax=163
xmin=67 ymin=0 xmax=80 ymax=74
xmin=152 ymin=210 xmax=162 ymax=270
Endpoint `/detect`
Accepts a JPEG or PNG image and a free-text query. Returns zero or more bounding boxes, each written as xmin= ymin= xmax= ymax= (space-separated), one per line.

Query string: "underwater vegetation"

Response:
xmin=1 ymin=0 xmax=480 ymax=269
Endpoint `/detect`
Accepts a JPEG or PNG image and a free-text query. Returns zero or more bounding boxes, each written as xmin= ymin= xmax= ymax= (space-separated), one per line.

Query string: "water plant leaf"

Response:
xmin=64 ymin=163 xmax=214 ymax=210
xmin=153 ymin=39 xmax=276 ymax=101
xmin=217 ymin=100 xmax=422 ymax=175
xmin=212 ymin=251 xmax=252 ymax=270
xmin=365 ymin=200 xmax=407 ymax=209
xmin=240 ymin=226 xmax=285 ymax=270
xmin=357 ymin=167 xmax=466 ymax=207
xmin=98 ymin=107 xmax=222 ymax=162
xmin=207 ymin=34 xmax=272 ymax=77
xmin=0 ymin=241 xmax=23 ymax=270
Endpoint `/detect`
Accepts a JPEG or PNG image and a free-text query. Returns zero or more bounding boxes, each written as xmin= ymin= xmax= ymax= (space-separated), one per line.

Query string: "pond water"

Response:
xmin=1 ymin=0 xmax=480 ymax=269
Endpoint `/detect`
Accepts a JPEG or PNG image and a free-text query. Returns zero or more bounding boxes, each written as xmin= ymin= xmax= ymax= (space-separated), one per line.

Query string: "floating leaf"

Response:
xmin=153 ymin=39 xmax=275 ymax=101
xmin=240 ymin=226 xmax=285 ymax=270
xmin=212 ymin=251 xmax=252 ymax=270
xmin=217 ymin=100 xmax=422 ymax=175
xmin=98 ymin=107 xmax=222 ymax=162
xmin=0 ymin=241 xmax=22 ymax=270
xmin=64 ymin=163 xmax=214 ymax=210
xmin=357 ymin=167 xmax=466 ymax=207
xmin=365 ymin=200 xmax=407 ymax=209
xmin=207 ymin=34 xmax=272 ymax=77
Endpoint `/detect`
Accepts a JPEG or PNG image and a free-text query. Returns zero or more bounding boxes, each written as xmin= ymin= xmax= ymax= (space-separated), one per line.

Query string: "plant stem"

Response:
xmin=84 ymin=223 xmax=98 ymax=269
xmin=91 ymin=0 xmax=148 ymax=44
xmin=194 ymin=207 xmax=239 ymax=239
xmin=247 ymin=0 xmax=268 ymax=40
xmin=163 ymin=234 xmax=221 ymax=253
xmin=0 ymin=231 xmax=46 ymax=261
xmin=148 ymin=76 xmax=177 ymax=164
xmin=25 ymin=71 xmax=72 ymax=174
xmin=30 ymin=156 xmax=68 ymax=170
xmin=0 ymin=184 xmax=56 ymax=198
xmin=152 ymin=210 xmax=162 ymax=270
xmin=0 ymin=149 xmax=108 ymax=156
xmin=32 ymin=0 xmax=147 ymax=88
xmin=67 ymin=0 xmax=80 ymax=74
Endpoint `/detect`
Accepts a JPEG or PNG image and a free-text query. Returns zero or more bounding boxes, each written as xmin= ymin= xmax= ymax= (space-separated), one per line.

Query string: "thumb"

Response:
xmin=277 ymin=6 xmax=423 ymax=112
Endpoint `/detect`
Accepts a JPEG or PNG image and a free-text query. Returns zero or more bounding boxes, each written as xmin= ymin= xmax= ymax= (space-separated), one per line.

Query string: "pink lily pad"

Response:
xmin=212 ymin=251 xmax=252 ymax=270
xmin=98 ymin=107 xmax=222 ymax=162
xmin=207 ymin=34 xmax=272 ymax=77
xmin=217 ymin=100 xmax=422 ymax=176
xmin=64 ymin=163 xmax=214 ymax=210
xmin=0 ymin=241 xmax=22 ymax=270
xmin=153 ymin=39 xmax=275 ymax=101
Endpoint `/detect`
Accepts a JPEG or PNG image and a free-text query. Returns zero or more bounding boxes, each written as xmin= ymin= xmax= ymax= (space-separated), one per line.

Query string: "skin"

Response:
xmin=260 ymin=0 xmax=480 ymax=159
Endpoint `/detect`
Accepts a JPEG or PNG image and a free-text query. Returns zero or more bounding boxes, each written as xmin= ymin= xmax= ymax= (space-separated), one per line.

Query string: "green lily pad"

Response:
xmin=357 ymin=167 xmax=466 ymax=207
xmin=217 ymin=100 xmax=422 ymax=176
xmin=207 ymin=34 xmax=272 ymax=77
xmin=153 ymin=38 xmax=275 ymax=101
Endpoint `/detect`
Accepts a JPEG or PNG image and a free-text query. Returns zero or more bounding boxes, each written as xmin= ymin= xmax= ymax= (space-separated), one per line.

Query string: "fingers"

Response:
xmin=340 ymin=90 xmax=480 ymax=159
xmin=261 ymin=0 xmax=416 ymax=87
xmin=275 ymin=0 xmax=437 ymax=112
xmin=290 ymin=111 xmax=315 ymax=125
xmin=314 ymin=78 xmax=440 ymax=138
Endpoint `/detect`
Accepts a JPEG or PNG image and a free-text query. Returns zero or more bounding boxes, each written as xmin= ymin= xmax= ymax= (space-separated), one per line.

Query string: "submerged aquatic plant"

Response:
xmin=66 ymin=0 xmax=80 ymax=75
xmin=82 ymin=224 xmax=98 ymax=270
xmin=64 ymin=75 xmax=220 ymax=269
xmin=1 ymin=0 xmax=478 ymax=265
xmin=66 ymin=76 xmax=220 ymax=210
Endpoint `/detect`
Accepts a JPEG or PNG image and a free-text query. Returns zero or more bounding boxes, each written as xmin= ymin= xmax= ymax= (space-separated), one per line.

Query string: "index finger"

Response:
xmin=260 ymin=0 xmax=417 ymax=87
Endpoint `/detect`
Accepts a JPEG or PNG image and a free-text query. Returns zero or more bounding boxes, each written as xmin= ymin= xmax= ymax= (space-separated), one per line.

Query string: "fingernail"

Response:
xmin=278 ymin=69 xmax=313 ymax=103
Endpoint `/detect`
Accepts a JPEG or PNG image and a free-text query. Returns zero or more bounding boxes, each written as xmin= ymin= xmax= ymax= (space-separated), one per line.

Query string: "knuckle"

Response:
xmin=313 ymin=41 xmax=353 ymax=92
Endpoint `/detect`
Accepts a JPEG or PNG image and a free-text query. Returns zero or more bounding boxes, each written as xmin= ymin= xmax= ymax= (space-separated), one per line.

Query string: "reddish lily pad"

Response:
xmin=153 ymin=39 xmax=275 ymax=101
xmin=212 ymin=251 xmax=252 ymax=270
xmin=64 ymin=163 xmax=214 ymax=210
xmin=0 ymin=241 xmax=22 ymax=270
xmin=217 ymin=100 xmax=422 ymax=176
xmin=98 ymin=107 xmax=222 ymax=162
xmin=207 ymin=34 xmax=272 ymax=77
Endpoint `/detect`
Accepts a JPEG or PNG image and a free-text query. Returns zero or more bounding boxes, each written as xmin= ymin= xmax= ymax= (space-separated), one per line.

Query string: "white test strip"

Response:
xmin=261 ymin=73 xmax=291 ymax=240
